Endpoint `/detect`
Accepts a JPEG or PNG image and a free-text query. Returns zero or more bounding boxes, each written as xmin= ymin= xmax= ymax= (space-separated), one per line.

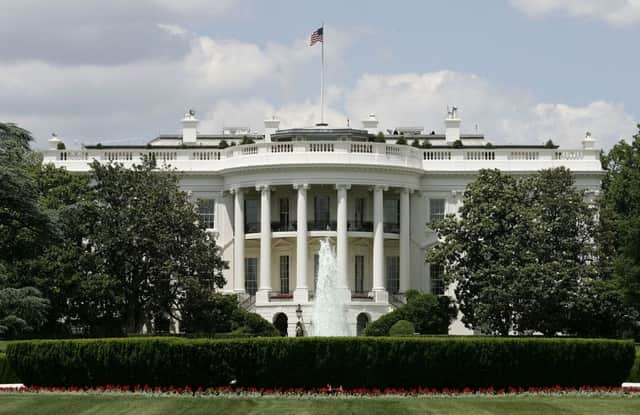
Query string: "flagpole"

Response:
xmin=320 ymin=23 xmax=325 ymax=125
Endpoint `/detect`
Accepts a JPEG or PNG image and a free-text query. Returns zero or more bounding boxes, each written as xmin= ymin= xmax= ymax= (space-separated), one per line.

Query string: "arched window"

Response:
xmin=356 ymin=313 xmax=370 ymax=336
xmin=273 ymin=313 xmax=288 ymax=337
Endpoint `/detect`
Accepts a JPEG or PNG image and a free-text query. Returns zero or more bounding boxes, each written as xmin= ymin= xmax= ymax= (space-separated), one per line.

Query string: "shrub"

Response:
xmin=421 ymin=140 xmax=433 ymax=148
xmin=0 ymin=352 xmax=19 ymax=383
xmin=373 ymin=132 xmax=386 ymax=143
xmin=411 ymin=138 xmax=421 ymax=148
xmin=6 ymin=337 xmax=635 ymax=389
xmin=389 ymin=320 xmax=415 ymax=336
xmin=365 ymin=292 xmax=455 ymax=336
xmin=544 ymin=139 xmax=556 ymax=148
xmin=56 ymin=142 xmax=66 ymax=150
xmin=452 ymin=139 xmax=463 ymax=148
xmin=218 ymin=140 xmax=229 ymax=149
xmin=239 ymin=136 xmax=255 ymax=145
xmin=395 ymin=136 xmax=407 ymax=145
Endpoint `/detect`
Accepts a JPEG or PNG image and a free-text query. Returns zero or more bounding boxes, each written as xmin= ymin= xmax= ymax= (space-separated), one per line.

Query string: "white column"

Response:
xmin=372 ymin=185 xmax=388 ymax=302
xmin=256 ymin=185 xmax=271 ymax=304
xmin=233 ymin=188 xmax=245 ymax=293
xmin=294 ymin=183 xmax=309 ymax=303
xmin=399 ymin=188 xmax=411 ymax=293
xmin=336 ymin=184 xmax=350 ymax=290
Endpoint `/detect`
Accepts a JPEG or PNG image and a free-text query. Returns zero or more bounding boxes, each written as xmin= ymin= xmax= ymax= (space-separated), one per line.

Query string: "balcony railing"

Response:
xmin=383 ymin=223 xmax=400 ymax=233
xmin=271 ymin=221 xmax=297 ymax=232
xmin=308 ymin=221 xmax=337 ymax=231
xmin=348 ymin=221 xmax=373 ymax=232
xmin=244 ymin=222 xmax=260 ymax=234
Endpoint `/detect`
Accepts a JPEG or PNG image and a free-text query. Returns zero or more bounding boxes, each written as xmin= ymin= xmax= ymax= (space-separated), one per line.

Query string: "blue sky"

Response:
xmin=0 ymin=0 xmax=638 ymax=149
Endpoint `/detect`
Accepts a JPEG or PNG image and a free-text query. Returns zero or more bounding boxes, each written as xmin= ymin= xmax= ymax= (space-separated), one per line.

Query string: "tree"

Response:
xmin=600 ymin=126 xmax=640 ymax=330
xmin=428 ymin=168 xmax=608 ymax=336
xmin=73 ymin=157 xmax=228 ymax=334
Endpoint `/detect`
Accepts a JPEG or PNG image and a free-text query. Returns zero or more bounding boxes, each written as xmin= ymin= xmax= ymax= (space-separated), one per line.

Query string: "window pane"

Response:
xmin=430 ymin=263 xmax=445 ymax=296
xmin=245 ymin=257 xmax=258 ymax=295
xmin=280 ymin=255 xmax=290 ymax=294
xmin=198 ymin=199 xmax=215 ymax=229
xmin=314 ymin=195 xmax=330 ymax=224
xmin=429 ymin=199 xmax=445 ymax=222
xmin=355 ymin=198 xmax=365 ymax=225
xmin=355 ymin=255 xmax=364 ymax=293
xmin=386 ymin=256 xmax=400 ymax=294
xmin=279 ymin=198 xmax=289 ymax=227
xmin=244 ymin=199 xmax=259 ymax=233
xmin=384 ymin=199 xmax=399 ymax=224
xmin=314 ymin=254 xmax=319 ymax=291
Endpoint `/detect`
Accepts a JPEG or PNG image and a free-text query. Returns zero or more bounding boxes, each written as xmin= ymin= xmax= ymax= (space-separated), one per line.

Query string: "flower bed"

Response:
xmin=6 ymin=337 xmax=636 ymax=389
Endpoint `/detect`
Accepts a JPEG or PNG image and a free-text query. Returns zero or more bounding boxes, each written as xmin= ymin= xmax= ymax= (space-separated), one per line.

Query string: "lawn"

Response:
xmin=0 ymin=394 xmax=639 ymax=415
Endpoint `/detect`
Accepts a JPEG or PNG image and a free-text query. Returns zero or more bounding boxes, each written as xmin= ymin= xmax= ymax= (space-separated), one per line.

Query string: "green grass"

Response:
xmin=0 ymin=341 xmax=8 ymax=353
xmin=0 ymin=394 xmax=639 ymax=415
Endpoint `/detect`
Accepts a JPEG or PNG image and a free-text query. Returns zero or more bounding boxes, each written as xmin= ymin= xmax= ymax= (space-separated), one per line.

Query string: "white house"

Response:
xmin=43 ymin=109 xmax=603 ymax=336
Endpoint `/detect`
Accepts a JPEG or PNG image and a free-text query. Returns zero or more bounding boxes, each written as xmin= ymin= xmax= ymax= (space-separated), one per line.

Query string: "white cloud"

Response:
xmin=510 ymin=0 xmax=640 ymax=26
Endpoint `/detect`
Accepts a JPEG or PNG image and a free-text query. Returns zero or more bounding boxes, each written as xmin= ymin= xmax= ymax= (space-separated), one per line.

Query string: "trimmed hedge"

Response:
xmin=389 ymin=320 xmax=415 ymax=336
xmin=6 ymin=337 xmax=635 ymax=389
xmin=627 ymin=346 xmax=640 ymax=382
xmin=0 ymin=352 xmax=19 ymax=383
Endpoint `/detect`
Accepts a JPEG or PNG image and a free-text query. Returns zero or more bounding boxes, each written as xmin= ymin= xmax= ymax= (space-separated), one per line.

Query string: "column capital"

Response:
xmin=335 ymin=184 xmax=352 ymax=190
xmin=229 ymin=186 xmax=244 ymax=195
xmin=370 ymin=185 xmax=388 ymax=192
xmin=293 ymin=183 xmax=310 ymax=190
xmin=397 ymin=187 xmax=414 ymax=195
xmin=256 ymin=184 xmax=271 ymax=192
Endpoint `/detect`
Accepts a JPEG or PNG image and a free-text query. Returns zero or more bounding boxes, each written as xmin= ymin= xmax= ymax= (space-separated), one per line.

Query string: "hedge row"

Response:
xmin=6 ymin=337 xmax=635 ymax=389
xmin=0 ymin=353 xmax=19 ymax=384
xmin=627 ymin=346 xmax=640 ymax=382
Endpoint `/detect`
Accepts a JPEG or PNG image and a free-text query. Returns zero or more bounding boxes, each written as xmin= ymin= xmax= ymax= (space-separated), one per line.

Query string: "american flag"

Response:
xmin=310 ymin=27 xmax=323 ymax=46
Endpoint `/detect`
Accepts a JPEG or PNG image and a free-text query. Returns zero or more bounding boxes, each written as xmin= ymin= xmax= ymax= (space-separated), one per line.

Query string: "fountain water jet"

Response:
xmin=311 ymin=239 xmax=350 ymax=336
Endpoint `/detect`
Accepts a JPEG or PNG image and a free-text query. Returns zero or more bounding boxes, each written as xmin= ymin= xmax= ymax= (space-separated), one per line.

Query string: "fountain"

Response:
xmin=311 ymin=239 xmax=350 ymax=336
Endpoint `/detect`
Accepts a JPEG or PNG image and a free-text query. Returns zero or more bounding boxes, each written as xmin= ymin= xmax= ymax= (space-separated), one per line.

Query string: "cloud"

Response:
xmin=510 ymin=0 xmax=640 ymax=26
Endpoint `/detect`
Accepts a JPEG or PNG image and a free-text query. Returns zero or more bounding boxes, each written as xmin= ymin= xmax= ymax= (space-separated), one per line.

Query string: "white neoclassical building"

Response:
xmin=43 ymin=110 xmax=603 ymax=336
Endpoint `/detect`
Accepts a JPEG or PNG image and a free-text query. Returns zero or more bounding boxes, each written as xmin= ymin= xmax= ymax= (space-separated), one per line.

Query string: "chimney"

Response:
xmin=48 ymin=132 xmax=63 ymax=150
xmin=444 ymin=106 xmax=461 ymax=144
xmin=264 ymin=116 xmax=280 ymax=143
xmin=362 ymin=113 xmax=379 ymax=135
xmin=181 ymin=109 xmax=198 ymax=145
xmin=582 ymin=131 xmax=595 ymax=150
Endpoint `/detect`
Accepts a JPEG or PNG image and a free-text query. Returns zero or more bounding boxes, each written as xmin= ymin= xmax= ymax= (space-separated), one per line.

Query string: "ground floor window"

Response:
xmin=198 ymin=199 xmax=215 ymax=229
xmin=386 ymin=256 xmax=399 ymax=294
xmin=430 ymin=263 xmax=445 ymax=296
xmin=273 ymin=313 xmax=288 ymax=337
xmin=245 ymin=257 xmax=258 ymax=295
xmin=356 ymin=313 xmax=369 ymax=336
xmin=314 ymin=254 xmax=319 ymax=291
xmin=280 ymin=255 xmax=290 ymax=294
xmin=354 ymin=255 xmax=364 ymax=293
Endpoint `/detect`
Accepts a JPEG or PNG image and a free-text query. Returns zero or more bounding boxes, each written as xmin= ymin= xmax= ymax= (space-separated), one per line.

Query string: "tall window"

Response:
xmin=244 ymin=199 xmax=259 ymax=233
xmin=198 ymin=199 xmax=215 ymax=229
xmin=430 ymin=263 xmax=445 ymax=295
xmin=279 ymin=255 xmax=290 ymax=294
xmin=314 ymin=195 xmax=330 ymax=226
xmin=354 ymin=255 xmax=364 ymax=293
xmin=386 ymin=256 xmax=400 ymax=294
xmin=313 ymin=254 xmax=319 ymax=291
xmin=384 ymin=199 xmax=400 ymax=232
xmin=429 ymin=199 xmax=445 ymax=223
xmin=354 ymin=198 xmax=365 ymax=227
xmin=245 ymin=257 xmax=258 ymax=295
xmin=279 ymin=198 xmax=289 ymax=228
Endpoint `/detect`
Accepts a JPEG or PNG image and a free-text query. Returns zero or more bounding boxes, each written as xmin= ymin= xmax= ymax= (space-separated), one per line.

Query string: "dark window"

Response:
xmin=279 ymin=198 xmax=289 ymax=227
xmin=429 ymin=199 xmax=445 ymax=223
xmin=355 ymin=255 xmax=364 ymax=293
xmin=355 ymin=198 xmax=365 ymax=226
xmin=273 ymin=313 xmax=288 ymax=337
xmin=245 ymin=257 xmax=258 ymax=295
xmin=280 ymin=256 xmax=290 ymax=294
xmin=244 ymin=198 xmax=259 ymax=233
xmin=313 ymin=254 xmax=319 ymax=291
xmin=386 ymin=256 xmax=400 ymax=294
xmin=430 ymin=263 xmax=445 ymax=295
xmin=356 ymin=313 xmax=369 ymax=336
xmin=384 ymin=199 xmax=400 ymax=232
xmin=198 ymin=199 xmax=215 ymax=229
xmin=314 ymin=195 xmax=330 ymax=225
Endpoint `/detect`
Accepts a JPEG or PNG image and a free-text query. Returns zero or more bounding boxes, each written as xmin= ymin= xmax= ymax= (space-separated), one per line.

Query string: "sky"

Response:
xmin=0 ymin=0 xmax=638 ymax=149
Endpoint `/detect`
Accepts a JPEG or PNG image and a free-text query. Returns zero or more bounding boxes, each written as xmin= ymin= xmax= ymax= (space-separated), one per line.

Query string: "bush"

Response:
xmin=452 ymin=139 xmax=463 ymax=148
xmin=411 ymin=138 xmax=421 ymax=148
xmin=0 ymin=352 xmax=19 ymax=383
xmin=395 ymin=136 xmax=407 ymax=145
xmin=389 ymin=320 xmax=415 ymax=336
xmin=421 ymin=140 xmax=433 ymax=148
xmin=365 ymin=292 xmax=455 ymax=336
xmin=218 ymin=140 xmax=229 ymax=149
xmin=373 ymin=132 xmax=386 ymax=143
xmin=56 ymin=142 xmax=66 ymax=150
xmin=6 ymin=337 xmax=634 ymax=389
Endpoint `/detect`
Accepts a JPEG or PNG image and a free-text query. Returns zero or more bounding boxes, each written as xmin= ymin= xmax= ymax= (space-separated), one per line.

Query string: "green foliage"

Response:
xmin=0 ymin=286 xmax=49 ymax=338
xmin=421 ymin=140 xmax=433 ymax=148
xmin=627 ymin=347 xmax=640 ymax=382
xmin=388 ymin=320 xmax=414 ymax=336
xmin=218 ymin=140 xmax=229 ymax=149
xmin=239 ymin=136 xmax=255 ymax=145
xmin=395 ymin=136 xmax=407 ymax=145
xmin=544 ymin=139 xmax=556 ymax=148
xmin=373 ymin=132 xmax=386 ymax=143
xmin=411 ymin=138 xmax=421 ymax=148
xmin=600 ymin=127 xmax=640 ymax=330
xmin=231 ymin=311 xmax=279 ymax=337
xmin=428 ymin=168 xmax=612 ymax=336
xmin=365 ymin=291 xmax=455 ymax=336
xmin=0 ymin=352 xmax=19 ymax=383
xmin=485 ymin=142 xmax=494 ymax=148
xmin=7 ymin=337 xmax=635 ymax=388
xmin=56 ymin=142 xmax=66 ymax=150
xmin=452 ymin=139 xmax=463 ymax=148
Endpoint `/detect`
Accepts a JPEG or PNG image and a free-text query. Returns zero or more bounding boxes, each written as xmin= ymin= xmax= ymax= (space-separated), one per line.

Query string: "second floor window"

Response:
xmin=354 ymin=198 xmax=365 ymax=226
xmin=244 ymin=198 xmax=259 ymax=233
xmin=429 ymin=199 xmax=445 ymax=223
xmin=430 ymin=263 xmax=445 ymax=296
xmin=279 ymin=198 xmax=289 ymax=227
xmin=280 ymin=255 xmax=290 ymax=294
xmin=198 ymin=199 xmax=215 ymax=229
xmin=314 ymin=195 xmax=330 ymax=225
xmin=354 ymin=255 xmax=364 ymax=293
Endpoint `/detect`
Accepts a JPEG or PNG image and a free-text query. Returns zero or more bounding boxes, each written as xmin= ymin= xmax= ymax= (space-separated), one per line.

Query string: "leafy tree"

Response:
xmin=71 ymin=158 xmax=228 ymax=334
xmin=0 ymin=264 xmax=49 ymax=338
xmin=600 ymin=126 xmax=640 ymax=328
xmin=411 ymin=138 xmax=421 ymax=148
xmin=388 ymin=320 xmax=415 ymax=336
xmin=395 ymin=136 xmax=407 ymax=145
xmin=428 ymin=168 xmax=607 ymax=336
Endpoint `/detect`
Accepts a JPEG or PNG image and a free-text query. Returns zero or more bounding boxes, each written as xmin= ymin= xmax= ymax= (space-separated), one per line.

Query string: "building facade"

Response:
xmin=43 ymin=111 xmax=604 ymax=336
